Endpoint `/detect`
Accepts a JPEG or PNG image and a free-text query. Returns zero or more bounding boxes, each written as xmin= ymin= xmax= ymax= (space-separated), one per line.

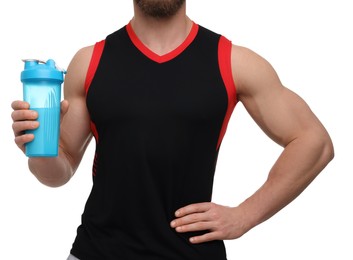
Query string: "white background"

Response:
xmin=1 ymin=0 xmax=352 ymax=259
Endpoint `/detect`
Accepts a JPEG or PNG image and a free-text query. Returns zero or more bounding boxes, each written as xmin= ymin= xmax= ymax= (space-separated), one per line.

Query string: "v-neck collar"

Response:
xmin=126 ymin=21 xmax=199 ymax=64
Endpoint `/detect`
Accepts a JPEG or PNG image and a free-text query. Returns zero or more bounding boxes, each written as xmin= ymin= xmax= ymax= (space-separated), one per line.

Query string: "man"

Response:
xmin=11 ymin=0 xmax=334 ymax=259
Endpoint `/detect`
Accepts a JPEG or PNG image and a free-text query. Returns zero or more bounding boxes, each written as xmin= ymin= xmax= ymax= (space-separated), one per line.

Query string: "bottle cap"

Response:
xmin=21 ymin=59 xmax=65 ymax=83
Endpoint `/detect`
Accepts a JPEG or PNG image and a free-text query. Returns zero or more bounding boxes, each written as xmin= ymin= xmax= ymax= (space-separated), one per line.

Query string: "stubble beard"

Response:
xmin=134 ymin=0 xmax=186 ymax=18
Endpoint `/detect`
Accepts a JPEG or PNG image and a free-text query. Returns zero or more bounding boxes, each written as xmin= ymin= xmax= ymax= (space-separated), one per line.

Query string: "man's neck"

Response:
xmin=130 ymin=4 xmax=193 ymax=56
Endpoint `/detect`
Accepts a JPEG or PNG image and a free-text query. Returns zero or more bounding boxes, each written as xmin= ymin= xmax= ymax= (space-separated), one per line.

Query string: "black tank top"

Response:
xmin=71 ymin=21 xmax=237 ymax=260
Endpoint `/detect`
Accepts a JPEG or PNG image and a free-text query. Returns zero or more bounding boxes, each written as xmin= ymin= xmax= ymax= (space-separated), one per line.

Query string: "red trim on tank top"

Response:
xmin=217 ymin=36 xmax=237 ymax=150
xmin=126 ymin=21 xmax=199 ymax=63
xmin=84 ymin=40 xmax=105 ymax=143
xmin=84 ymin=40 xmax=105 ymax=94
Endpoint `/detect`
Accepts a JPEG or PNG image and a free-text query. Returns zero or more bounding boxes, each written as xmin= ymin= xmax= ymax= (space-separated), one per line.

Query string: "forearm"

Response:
xmin=238 ymin=130 xmax=334 ymax=233
xmin=28 ymin=147 xmax=74 ymax=188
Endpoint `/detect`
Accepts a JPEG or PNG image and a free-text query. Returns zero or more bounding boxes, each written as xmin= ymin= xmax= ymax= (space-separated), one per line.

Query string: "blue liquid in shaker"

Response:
xmin=26 ymin=107 xmax=60 ymax=157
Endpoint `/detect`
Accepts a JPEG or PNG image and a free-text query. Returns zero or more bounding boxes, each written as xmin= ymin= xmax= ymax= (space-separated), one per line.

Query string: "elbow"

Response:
xmin=28 ymin=157 xmax=74 ymax=188
xmin=299 ymin=126 xmax=335 ymax=171
xmin=317 ymin=130 xmax=335 ymax=168
xmin=33 ymin=171 xmax=72 ymax=188
xmin=323 ymin=135 xmax=335 ymax=165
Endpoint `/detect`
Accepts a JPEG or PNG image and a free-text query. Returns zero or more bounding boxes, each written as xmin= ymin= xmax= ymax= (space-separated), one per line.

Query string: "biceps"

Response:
xmin=241 ymin=86 xmax=320 ymax=147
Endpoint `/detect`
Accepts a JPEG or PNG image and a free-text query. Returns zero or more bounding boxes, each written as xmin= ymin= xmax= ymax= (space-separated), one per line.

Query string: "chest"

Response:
xmin=86 ymin=29 xmax=228 ymax=128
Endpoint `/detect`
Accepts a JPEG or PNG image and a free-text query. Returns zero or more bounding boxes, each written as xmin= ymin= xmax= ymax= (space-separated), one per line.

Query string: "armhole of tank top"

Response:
xmin=84 ymin=40 xmax=106 ymax=95
xmin=216 ymin=36 xmax=238 ymax=150
xmin=84 ymin=40 xmax=105 ymax=145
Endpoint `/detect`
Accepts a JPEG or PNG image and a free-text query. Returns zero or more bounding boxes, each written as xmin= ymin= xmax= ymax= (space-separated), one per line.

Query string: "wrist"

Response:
xmin=235 ymin=202 xmax=262 ymax=234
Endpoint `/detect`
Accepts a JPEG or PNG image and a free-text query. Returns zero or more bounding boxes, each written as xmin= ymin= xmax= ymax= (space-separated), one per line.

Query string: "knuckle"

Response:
xmin=11 ymin=111 xmax=16 ymax=121
xmin=173 ymin=219 xmax=180 ymax=226
xmin=12 ymin=122 xmax=17 ymax=131
xmin=209 ymin=202 xmax=217 ymax=210
xmin=11 ymin=100 xmax=20 ymax=109
xmin=177 ymin=218 xmax=186 ymax=226
xmin=14 ymin=136 xmax=23 ymax=146
xmin=190 ymin=214 xmax=199 ymax=222
xmin=210 ymin=210 xmax=219 ymax=219
xmin=12 ymin=121 xmax=25 ymax=134
xmin=214 ymin=231 xmax=223 ymax=240
xmin=183 ymin=224 xmax=190 ymax=231
xmin=13 ymin=110 xmax=25 ymax=120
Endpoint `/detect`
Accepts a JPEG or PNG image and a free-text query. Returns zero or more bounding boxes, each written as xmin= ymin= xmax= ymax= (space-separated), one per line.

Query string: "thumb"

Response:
xmin=60 ymin=100 xmax=69 ymax=122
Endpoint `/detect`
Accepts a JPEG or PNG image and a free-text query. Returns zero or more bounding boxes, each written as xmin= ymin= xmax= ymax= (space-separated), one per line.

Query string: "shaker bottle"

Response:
xmin=21 ymin=59 xmax=65 ymax=157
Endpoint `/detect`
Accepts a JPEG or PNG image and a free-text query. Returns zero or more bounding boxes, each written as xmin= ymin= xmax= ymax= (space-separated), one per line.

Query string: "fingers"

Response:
xmin=172 ymin=210 xmax=220 ymax=244
xmin=11 ymin=101 xmax=38 ymax=133
xmin=171 ymin=202 xmax=241 ymax=244
xmin=12 ymin=120 xmax=39 ymax=136
xmin=13 ymin=133 xmax=35 ymax=152
xmin=171 ymin=212 xmax=210 ymax=232
xmin=11 ymin=100 xmax=38 ymax=152
xmin=11 ymin=101 xmax=38 ymax=134
xmin=11 ymin=109 xmax=38 ymax=125
xmin=60 ymin=100 xmax=69 ymax=124
xmin=175 ymin=202 xmax=212 ymax=217
xmin=11 ymin=100 xmax=30 ymax=110
xmin=171 ymin=202 xmax=217 ymax=243
xmin=189 ymin=232 xmax=221 ymax=244
xmin=11 ymin=100 xmax=69 ymax=153
xmin=171 ymin=203 xmax=213 ymax=228
xmin=61 ymin=100 xmax=69 ymax=115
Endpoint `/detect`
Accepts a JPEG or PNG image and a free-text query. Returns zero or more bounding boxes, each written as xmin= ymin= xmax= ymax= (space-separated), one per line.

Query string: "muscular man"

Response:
xmin=11 ymin=1 xmax=334 ymax=259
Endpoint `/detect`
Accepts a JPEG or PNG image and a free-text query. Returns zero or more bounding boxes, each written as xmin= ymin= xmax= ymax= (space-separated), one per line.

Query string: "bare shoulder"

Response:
xmin=64 ymin=45 xmax=95 ymax=96
xmin=230 ymin=44 xmax=283 ymax=99
xmin=73 ymin=45 xmax=95 ymax=63
xmin=67 ymin=45 xmax=95 ymax=79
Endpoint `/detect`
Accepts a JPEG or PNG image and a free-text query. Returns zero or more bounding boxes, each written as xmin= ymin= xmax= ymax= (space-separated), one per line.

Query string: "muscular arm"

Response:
xmin=232 ymin=45 xmax=334 ymax=231
xmin=23 ymin=46 xmax=94 ymax=187
xmin=171 ymin=45 xmax=334 ymax=243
